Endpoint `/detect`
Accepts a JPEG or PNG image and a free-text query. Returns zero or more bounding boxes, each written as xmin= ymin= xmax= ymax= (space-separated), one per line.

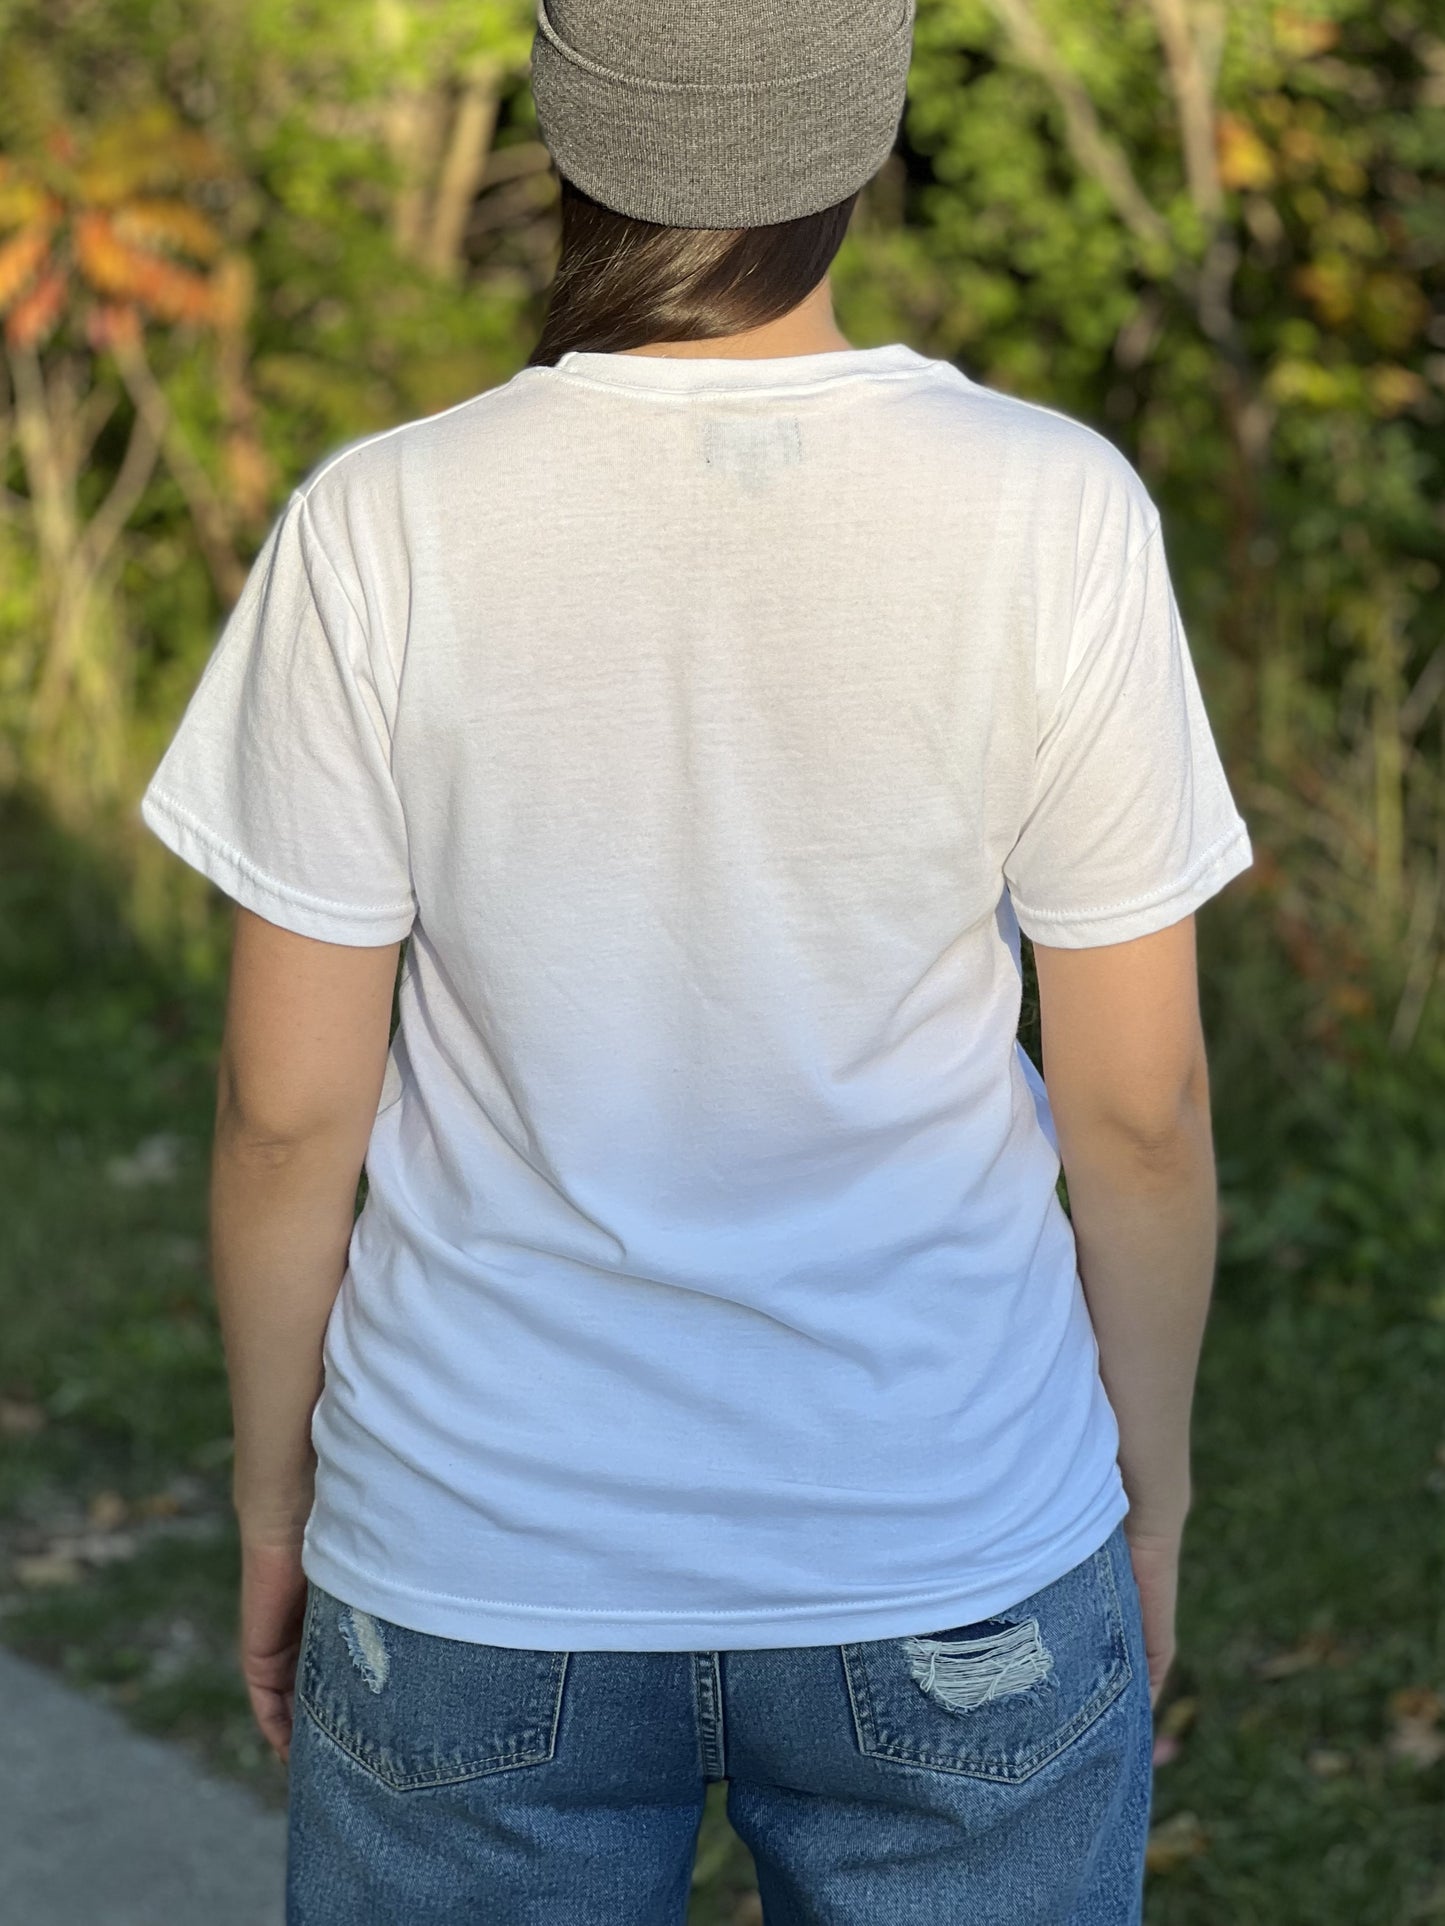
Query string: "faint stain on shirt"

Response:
xmin=701 ymin=415 xmax=803 ymax=494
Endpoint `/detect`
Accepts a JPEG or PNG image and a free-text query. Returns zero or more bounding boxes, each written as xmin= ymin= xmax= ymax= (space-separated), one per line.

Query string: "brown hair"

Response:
xmin=525 ymin=174 xmax=861 ymax=367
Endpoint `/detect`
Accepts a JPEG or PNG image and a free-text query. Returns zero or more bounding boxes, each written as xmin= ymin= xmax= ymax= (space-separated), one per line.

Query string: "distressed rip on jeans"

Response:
xmin=338 ymin=1606 xmax=390 ymax=1694
xmin=903 ymin=1616 xmax=1053 ymax=1711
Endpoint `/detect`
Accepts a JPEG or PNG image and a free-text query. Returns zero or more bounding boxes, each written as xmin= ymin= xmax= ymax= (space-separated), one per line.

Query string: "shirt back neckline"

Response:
xmin=540 ymin=341 xmax=944 ymax=397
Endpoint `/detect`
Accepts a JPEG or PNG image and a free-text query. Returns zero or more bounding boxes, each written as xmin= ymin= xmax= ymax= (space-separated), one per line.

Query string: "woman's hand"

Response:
xmin=1123 ymin=1524 xmax=1181 ymax=1711
xmin=239 ymin=1532 xmax=309 ymax=1763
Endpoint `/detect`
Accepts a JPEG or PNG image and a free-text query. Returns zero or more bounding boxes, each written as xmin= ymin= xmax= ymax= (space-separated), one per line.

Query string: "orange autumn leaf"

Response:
xmin=0 ymin=223 xmax=51 ymax=312
xmin=74 ymin=210 xmax=150 ymax=299
xmin=223 ymin=430 xmax=276 ymax=523
xmin=209 ymin=253 xmax=255 ymax=334
xmin=4 ymin=263 xmax=66 ymax=348
xmin=133 ymin=254 xmax=219 ymax=325
xmin=74 ymin=210 xmax=215 ymax=322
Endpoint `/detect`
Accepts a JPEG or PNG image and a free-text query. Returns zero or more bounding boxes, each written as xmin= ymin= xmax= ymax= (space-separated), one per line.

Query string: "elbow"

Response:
xmin=213 ymin=1107 xmax=313 ymax=1164
xmin=1074 ymin=1108 xmax=1213 ymax=1179
xmin=1059 ymin=1061 xmax=1214 ymax=1171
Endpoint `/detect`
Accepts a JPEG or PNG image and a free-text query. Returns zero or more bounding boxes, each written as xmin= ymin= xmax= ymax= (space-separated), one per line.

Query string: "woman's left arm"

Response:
xmin=209 ymin=905 xmax=401 ymax=1761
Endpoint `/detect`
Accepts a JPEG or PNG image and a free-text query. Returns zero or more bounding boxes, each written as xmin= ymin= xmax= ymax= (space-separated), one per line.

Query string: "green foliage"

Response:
xmin=0 ymin=519 xmax=42 ymax=778
xmin=2 ymin=0 xmax=546 ymax=759
xmin=1220 ymin=1008 xmax=1445 ymax=1297
xmin=895 ymin=1 xmax=1444 ymax=572
xmin=228 ymin=0 xmax=538 ymax=455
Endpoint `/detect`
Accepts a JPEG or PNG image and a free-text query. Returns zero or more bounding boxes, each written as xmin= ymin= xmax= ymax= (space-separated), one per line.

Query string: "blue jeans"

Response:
xmin=286 ymin=1517 xmax=1153 ymax=1924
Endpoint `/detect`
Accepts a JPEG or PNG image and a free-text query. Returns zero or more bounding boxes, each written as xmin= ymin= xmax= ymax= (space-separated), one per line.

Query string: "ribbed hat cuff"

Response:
xmin=530 ymin=0 xmax=915 ymax=228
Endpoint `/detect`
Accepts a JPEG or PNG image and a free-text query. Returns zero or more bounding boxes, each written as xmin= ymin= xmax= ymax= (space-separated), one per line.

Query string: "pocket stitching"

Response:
xmin=842 ymin=1542 xmax=1134 ymax=1785
xmin=296 ymin=1610 xmax=570 ymax=1792
xmin=298 ymin=1682 xmax=566 ymax=1792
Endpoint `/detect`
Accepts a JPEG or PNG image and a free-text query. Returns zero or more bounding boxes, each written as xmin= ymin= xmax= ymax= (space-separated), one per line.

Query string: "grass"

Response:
xmin=1 ymin=784 xmax=1442 ymax=1922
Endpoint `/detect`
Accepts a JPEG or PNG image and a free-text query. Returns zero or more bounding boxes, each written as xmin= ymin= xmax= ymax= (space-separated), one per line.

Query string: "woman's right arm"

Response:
xmin=1031 ymin=911 xmax=1221 ymax=1704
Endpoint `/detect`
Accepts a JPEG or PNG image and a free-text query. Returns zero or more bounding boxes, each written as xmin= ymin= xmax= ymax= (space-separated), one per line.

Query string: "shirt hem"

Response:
xmin=300 ymin=1476 xmax=1131 ymax=1652
xmin=139 ymin=787 xmax=416 ymax=946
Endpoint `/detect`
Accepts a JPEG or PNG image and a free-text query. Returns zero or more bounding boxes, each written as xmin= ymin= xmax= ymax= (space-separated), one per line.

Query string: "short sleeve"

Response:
xmin=1002 ymin=516 xmax=1253 ymax=948
xmin=138 ymin=488 xmax=417 ymax=946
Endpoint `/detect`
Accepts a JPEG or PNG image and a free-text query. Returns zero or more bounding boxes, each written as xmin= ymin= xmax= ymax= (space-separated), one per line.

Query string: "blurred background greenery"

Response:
xmin=0 ymin=0 xmax=1442 ymax=1919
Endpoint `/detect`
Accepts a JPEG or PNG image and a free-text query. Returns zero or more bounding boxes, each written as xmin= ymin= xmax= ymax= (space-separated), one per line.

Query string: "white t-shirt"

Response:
xmin=139 ymin=341 xmax=1253 ymax=1650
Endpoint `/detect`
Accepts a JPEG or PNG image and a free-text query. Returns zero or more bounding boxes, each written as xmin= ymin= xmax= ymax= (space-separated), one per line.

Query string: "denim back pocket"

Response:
xmin=297 ymin=1580 xmax=569 ymax=1791
xmin=840 ymin=1530 xmax=1133 ymax=1785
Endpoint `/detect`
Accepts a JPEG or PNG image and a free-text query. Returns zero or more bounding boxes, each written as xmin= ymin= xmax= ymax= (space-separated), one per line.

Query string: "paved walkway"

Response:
xmin=0 ymin=1646 xmax=286 ymax=1925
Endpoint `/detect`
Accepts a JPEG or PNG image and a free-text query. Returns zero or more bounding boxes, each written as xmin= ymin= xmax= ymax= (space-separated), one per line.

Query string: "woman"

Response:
xmin=139 ymin=1 xmax=1253 ymax=1920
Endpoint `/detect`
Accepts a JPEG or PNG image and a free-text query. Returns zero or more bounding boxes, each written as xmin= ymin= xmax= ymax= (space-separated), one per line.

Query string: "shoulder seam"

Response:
xmin=294 ymin=491 xmax=368 ymax=636
xmin=932 ymin=366 xmax=1141 ymax=466
xmin=293 ymin=492 xmax=405 ymax=715
xmin=1041 ymin=515 xmax=1164 ymax=742
xmin=293 ymin=378 xmax=522 ymax=499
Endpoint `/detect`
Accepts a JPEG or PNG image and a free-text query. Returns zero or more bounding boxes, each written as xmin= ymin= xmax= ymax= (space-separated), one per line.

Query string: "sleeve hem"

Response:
xmin=1011 ymin=820 xmax=1253 ymax=950
xmin=139 ymin=786 xmax=416 ymax=947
